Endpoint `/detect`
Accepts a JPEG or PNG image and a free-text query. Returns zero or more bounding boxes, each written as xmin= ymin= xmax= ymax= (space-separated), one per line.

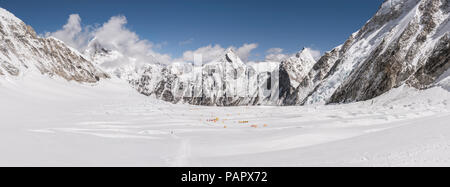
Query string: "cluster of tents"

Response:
xmin=205 ymin=118 xmax=268 ymax=129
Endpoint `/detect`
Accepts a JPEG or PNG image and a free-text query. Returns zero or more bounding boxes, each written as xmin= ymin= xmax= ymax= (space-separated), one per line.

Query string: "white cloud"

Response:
xmin=265 ymin=48 xmax=289 ymax=62
xmin=266 ymin=48 xmax=284 ymax=54
xmin=265 ymin=53 xmax=289 ymax=62
xmin=235 ymin=43 xmax=258 ymax=62
xmin=47 ymin=14 xmax=274 ymax=67
xmin=46 ymin=14 xmax=92 ymax=51
xmin=48 ymin=14 xmax=172 ymax=67
xmin=177 ymin=44 xmax=225 ymax=63
xmin=93 ymin=15 xmax=172 ymax=65
xmin=177 ymin=43 xmax=258 ymax=63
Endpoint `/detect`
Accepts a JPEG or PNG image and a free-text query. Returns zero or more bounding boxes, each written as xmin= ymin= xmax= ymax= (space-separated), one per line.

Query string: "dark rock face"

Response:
xmin=0 ymin=8 xmax=108 ymax=83
xmin=293 ymin=46 xmax=344 ymax=105
xmin=131 ymin=66 xmax=158 ymax=96
xmin=130 ymin=0 xmax=448 ymax=106
xmin=131 ymin=47 xmax=322 ymax=106
xmin=408 ymin=34 xmax=450 ymax=88
xmin=40 ymin=38 xmax=110 ymax=83
xmin=1 ymin=61 xmax=19 ymax=76
xmin=277 ymin=49 xmax=318 ymax=105
xmin=278 ymin=64 xmax=297 ymax=104
xmin=131 ymin=50 xmax=283 ymax=106
xmin=329 ymin=0 xmax=449 ymax=104
xmin=263 ymin=0 xmax=448 ymax=106
xmin=129 ymin=0 xmax=449 ymax=107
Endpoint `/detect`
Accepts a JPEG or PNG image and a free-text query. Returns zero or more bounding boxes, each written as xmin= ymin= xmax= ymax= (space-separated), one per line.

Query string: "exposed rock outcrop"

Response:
xmin=131 ymin=49 xmax=281 ymax=106
xmin=329 ymin=0 xmax=450 ymax=104
xmin=95 ymin=0 xmax=450 ymax=106
xmin=266 ymin=0 xmax=450 ymax=105
xmin=279 ymin=48 xmax=317 ymax=105
xmin=0 ymin=8 xmax=108 ymax=83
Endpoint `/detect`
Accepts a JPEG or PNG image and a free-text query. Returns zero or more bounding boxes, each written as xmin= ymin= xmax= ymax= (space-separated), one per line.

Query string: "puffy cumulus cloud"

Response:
xmin=176 ymin=43 xmax=258 ymax=63
xmin=93 ymin=15 xmax=172 ymax=65
xmin=265 ymin=53 xmax=289 ymax=62
xmin=48 ymin=14 xmax=172 ymax=67
xmin=236 ymin=43 xmax=258 ymax=62
xmin=265 ymin=48 xmax=289 ymax=62
xmin=266 ymin=48 xmax=284 ymax=54
xmin=48 ymin=14 xmax=265 ymax=67
xmin=177 ymin=44 xmax=225 ymax=63
xmin=46 ymin=14 xmax=92 ymax=51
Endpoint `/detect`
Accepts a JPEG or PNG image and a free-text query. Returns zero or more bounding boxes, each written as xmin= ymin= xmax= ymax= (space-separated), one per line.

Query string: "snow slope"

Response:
xmin=280 ymin=48 xmax=317 ymax=88
xmin=291 ymin=0 xmax=450 ymax=105
xmin=436 ymin=68 xmax=450 ymax=90
xmin=1 ymin=2 xmax=449 ymax=167
xmin=131 ymin=49 xmax=281 ymax=106
xmin=0 ymin=7 xmax=108 ymax=83
xmin=85 ymin=0 xmax=450 ymax=107
xmin=1 ymin=75 xmax=449 ymax=166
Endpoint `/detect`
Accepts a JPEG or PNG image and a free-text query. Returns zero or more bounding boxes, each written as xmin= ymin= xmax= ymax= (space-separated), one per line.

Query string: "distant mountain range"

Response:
xmin=1 ymin=0 xmax=449 ymax=106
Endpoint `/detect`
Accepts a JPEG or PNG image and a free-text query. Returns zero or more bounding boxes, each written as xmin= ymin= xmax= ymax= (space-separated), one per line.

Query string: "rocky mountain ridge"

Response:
xmin=0 ymin=8 xmax=108 ymax=83
xmin=130 ymin=49 xmax=282 ymax=106
xmin=282 ymin=0 xmax=450 ymax=105
xmin=2 ymin=0 xmax=448 ymax=107
xmin=129 ymin=0 xmax=449 ymax=106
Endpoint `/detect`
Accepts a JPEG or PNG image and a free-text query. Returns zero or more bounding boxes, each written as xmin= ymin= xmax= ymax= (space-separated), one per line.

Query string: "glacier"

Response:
xmin=0 ymin=0 xmax=450 ymax=166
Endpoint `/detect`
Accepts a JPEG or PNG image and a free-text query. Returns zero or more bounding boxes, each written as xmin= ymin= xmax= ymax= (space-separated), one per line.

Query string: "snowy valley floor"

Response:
xmin=1 ymin=76 xmax=450 ymax=167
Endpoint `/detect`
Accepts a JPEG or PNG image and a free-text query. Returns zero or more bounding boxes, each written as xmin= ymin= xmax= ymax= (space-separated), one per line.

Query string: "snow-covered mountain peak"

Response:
xmin=130 ymin=45 xmax=282 ymax=106
xmin=85 ymin=38 xmax=113 ymax=58
xmin=84 ymin=38 xmax=131 ymax=77
xmin=224 ymin=47 xmax=235 ymax=54
xmin=0 ymin=7 xmax=22 ymax=24
xmin=85 ymin=38 xmax=167 ymax=80
xmin=295 ymin=0 xmax=450 ymax=105
xmin=279 ymin=48 xmax=317 ymax=89
xmin=377 ymin=0 xmax=411 ymax=15
xmin=221 ymin=48 xmax=244 ymax=64
xmin=0 ymin=8 xmax=34 ymax=38
xmin=294 ymin=48 xmax=316 ymax=63
xmin=277 ymin=48 xmax=319 ymax=105
xmin=124 ymin=0 xmax=450 ymax=107
xmin=206 ymin=47 xmax=245 ymax=70
xmin=0 ymin=7 xmax=108 ymax=82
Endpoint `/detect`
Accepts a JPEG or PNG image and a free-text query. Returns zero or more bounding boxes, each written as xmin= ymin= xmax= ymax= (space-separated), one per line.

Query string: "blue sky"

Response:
xmin=0 ymin=0 xmax=383 ymax=61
